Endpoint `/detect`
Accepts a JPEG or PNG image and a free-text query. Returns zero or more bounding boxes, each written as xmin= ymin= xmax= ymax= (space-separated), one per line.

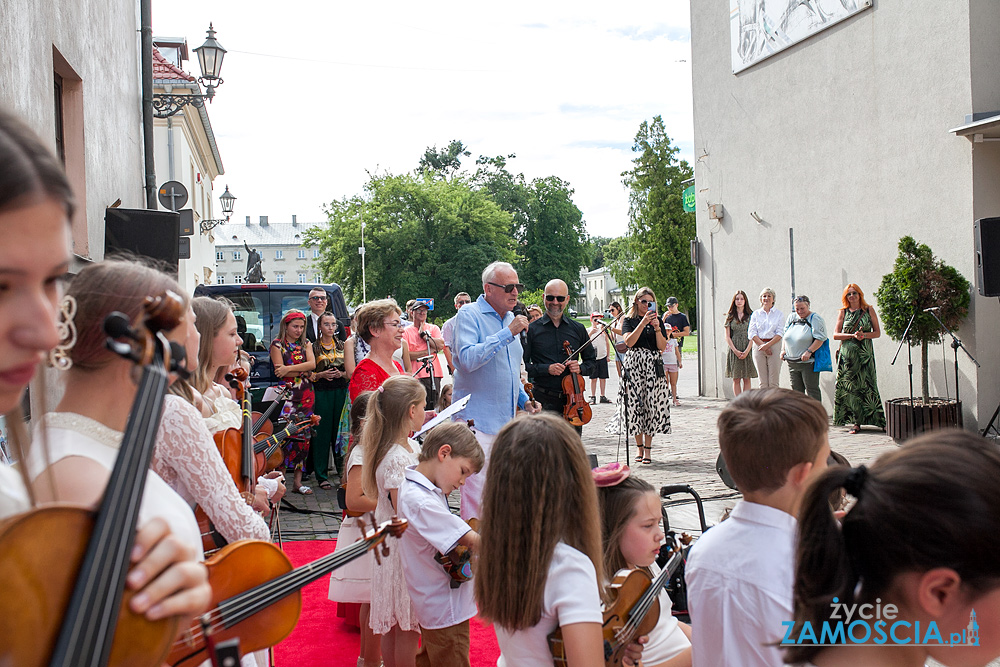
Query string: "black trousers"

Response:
xmin=534 ymin=389 xmax=584 ymax=436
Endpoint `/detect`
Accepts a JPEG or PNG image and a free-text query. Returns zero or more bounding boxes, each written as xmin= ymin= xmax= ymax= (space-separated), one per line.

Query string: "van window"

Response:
xmin=227 ymin=293 xmax=268 ymax=352
xmin=280 ymin=293 xmax=314 ymax=318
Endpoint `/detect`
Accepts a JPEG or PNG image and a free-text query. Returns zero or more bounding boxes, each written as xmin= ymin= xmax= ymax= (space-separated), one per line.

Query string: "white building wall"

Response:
xmin=690 ymin=0 xmax=1000 ymax=426
xmin=0 ymin=0 xmax=145 ymax=259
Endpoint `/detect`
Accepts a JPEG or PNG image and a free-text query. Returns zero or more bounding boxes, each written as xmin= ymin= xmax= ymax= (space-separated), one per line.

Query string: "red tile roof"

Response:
xmin=153 ymin=47 xmax=195 ymax=82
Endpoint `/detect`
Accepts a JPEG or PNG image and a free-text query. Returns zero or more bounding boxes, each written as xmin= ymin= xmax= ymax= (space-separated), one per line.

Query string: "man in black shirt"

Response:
xmin=664 ymin=296 xmax=691 ymax=349
xmin=523 ymin=279 xmax=597 ymax=434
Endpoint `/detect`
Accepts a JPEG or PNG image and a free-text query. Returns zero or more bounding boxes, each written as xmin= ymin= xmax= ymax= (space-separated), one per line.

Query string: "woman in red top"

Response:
xmin=348 ymin=299 xmax=406 ymax=402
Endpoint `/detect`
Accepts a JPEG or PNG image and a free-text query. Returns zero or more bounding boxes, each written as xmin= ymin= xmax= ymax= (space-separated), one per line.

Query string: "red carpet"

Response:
xmin=273 ymin=539 xmax=501 ymax=666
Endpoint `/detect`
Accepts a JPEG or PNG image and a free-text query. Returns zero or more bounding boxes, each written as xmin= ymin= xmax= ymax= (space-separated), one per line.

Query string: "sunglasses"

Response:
xmin=456 ymin=300 xmax=471 ymax=305
xmin=487 ymin=282 xmax=525 ymax=293
xmin=545 ymin=295 xmax=567 ymax=302
xmin=309 ymin=295 xmax=327 ymax=301
xmin=846 ymin=291 xmax=859 ymax=296
xmin=639 ymin=299 xmax=655 ymax=306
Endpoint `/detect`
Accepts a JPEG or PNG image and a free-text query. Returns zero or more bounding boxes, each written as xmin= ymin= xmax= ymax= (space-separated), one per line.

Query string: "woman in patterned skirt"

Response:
xmin=270 ymin=309 xmax=316 ymax=494
xmin=833 ymin=283 xmax=886 ymax=433
xmin=724 ymin=290 xmax=757 ymax=396
xmin=606 ymin=287 xmax=671 ymax=465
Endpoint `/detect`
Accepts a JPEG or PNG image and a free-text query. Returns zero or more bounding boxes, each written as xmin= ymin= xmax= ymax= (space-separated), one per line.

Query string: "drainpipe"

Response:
xmin=167 ymin=117 xmax=175 ymax=180
xmin=140 ymin=0 xmax=156 ymax=209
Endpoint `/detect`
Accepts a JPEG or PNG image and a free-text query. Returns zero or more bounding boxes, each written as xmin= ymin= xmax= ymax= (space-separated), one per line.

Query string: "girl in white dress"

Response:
xmin=328 ymin=391 xmax=380 ymax=667
xmin=475 ymin=413 xmax=645 ymax=667
xmin=596 ymin=468 xmax=691 ymax=667
xmin=362 ymin=375 xmax=428 ymax=667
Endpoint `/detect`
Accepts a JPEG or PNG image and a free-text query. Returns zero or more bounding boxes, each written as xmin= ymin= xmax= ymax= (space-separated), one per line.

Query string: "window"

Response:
xmin=313 ymin=249 xmax=320 ymax=259
xmin=275 ymin=250 xmax=284 ymax=260
xmin=233 ymin=250 xmax=242 ymax=261
xmin=234 ymin=274 xmax=242 ymax=284
xmin=297 ymin=249 xmax=306 ymax=259
xmin=298 ymin=273 xmax=307 ymax=283
xmin=276 ymin=273 xmax=285 ymax=283
xmin=217 ymin=274 xmax=226 ymax=284
xmin=216 ymin=251 xmax=225 ymax=261
xmin=314 ymin=274 xmax=321 ymax=282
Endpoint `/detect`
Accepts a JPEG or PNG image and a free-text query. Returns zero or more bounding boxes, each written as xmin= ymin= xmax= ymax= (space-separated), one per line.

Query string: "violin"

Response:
xmin=434 ymin=518 xmax=479 ymax=587
xmin=549 ymin=548 xmax=684 ymax=666
xmin=253 ymin=414 xmax=321 ymax=476
xmin=0 ymin=293 xmax=186 ymax=667
xmin=167 ymin=516 xmax=408 ymax=667
xmin=249 ymin=385 xmax=292 ymax=439
xmin=561 ymin=341 xmax=592 ymax=426
xmin=524 ymin=382 xmax=539 ymax=411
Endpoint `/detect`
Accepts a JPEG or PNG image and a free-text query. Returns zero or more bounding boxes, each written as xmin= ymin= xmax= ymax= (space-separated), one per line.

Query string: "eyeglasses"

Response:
xmin=545 ymin=295 xmax=567 ymax=302
xmin=382 ymin=320 xmax=402 ymax=329
xmin=309 ymin=295 xmax=327 ymax=301
xmin=487 ymin=281 xmax=525 ymax=293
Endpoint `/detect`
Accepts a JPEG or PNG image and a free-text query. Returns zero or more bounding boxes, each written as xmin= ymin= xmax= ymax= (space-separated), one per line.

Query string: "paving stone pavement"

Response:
xmin=276 ymin=351 xmax=901 ymax=543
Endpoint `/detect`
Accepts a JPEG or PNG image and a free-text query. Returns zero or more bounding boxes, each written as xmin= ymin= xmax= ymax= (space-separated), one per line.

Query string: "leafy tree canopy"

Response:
xmin=418 ymin=140 xmax=471 ymax=179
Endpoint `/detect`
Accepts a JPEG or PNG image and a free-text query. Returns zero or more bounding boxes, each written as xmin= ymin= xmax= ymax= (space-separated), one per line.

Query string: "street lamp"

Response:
xmin=153 ymin=24 xmax=228 ymax=118
xmin=200 ymin=185 xmax=237 ymax=233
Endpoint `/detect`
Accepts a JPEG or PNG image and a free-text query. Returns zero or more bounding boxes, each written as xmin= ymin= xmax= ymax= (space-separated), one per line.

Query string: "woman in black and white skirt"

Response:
xmin=606 ymin=287 xmax=672 ymax=464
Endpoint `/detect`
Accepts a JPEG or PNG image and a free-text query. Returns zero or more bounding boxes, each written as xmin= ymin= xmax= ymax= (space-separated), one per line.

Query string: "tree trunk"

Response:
xmin=921 ymin=339 xmax=930 ymax=404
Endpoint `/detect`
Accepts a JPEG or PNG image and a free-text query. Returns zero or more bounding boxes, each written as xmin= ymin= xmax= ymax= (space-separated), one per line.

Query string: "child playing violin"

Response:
xmin=475 ymin=413 xmax=646 ymax=667
xmin=398 ymin=420 xmax=484 ymax=667
xmin=594 ymin=464 xmax=692 ymax=667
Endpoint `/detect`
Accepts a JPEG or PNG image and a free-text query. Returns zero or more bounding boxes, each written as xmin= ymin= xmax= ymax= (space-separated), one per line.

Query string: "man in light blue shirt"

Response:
xmin=453 ymin=262 xmax=539 ymax=519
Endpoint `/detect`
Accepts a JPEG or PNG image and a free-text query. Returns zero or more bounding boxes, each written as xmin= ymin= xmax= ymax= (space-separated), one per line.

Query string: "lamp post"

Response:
xmin=359 ymin=209 xmax=367 ymax=302
xmin=153 ymin=24 xmax=228 ymax=118
xmin=200 ymin=185 xmax=237 ymax=233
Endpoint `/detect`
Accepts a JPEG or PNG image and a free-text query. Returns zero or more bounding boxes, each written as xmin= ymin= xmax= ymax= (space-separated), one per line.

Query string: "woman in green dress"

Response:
xmin=724 ymin=290 xmax=757 ymax=396
xmin=833 ymin=283 xmax=886 ymax=433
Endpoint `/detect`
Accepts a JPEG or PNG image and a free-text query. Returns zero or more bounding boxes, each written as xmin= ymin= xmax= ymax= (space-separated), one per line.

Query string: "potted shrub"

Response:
xmin=875 ymin=236 xmax=970 ymax=440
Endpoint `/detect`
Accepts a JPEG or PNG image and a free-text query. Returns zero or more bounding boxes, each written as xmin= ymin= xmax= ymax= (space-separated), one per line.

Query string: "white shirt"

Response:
xmin=640 ymin=563 xmax=691 ymax=663
xmin=747 ymin=307 xmax=785 ymax=342
xmin=686 ymin=501 xmax=796 ymax=667
xmin=495 ymin=542 xmax=603 ymax=667
xmin=397 ymin=466 xmax=476 ymax=629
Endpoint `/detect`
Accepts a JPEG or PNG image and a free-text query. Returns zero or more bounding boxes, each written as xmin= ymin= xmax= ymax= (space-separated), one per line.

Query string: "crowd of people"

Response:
xmin=6 ymin=104 xmax=1000 ymax=667
xmin=727 ymin=287 xmax=887 ymax=433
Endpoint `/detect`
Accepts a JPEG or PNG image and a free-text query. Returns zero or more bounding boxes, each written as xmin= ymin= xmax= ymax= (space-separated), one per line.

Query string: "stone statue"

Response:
xmin=245 ymin=241 xmax=264 ymax=283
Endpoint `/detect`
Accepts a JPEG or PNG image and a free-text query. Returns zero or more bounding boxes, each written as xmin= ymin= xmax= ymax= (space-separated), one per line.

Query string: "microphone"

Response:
xmin=923 ymin=307 xmax=940 ymax=312
xmin=512 ymin=304 xmax=527 ymax=345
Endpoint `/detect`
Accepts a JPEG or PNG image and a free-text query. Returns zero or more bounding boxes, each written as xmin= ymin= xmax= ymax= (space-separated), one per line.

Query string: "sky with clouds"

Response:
xmin=153 ymin=0 xmax=693 ymax=239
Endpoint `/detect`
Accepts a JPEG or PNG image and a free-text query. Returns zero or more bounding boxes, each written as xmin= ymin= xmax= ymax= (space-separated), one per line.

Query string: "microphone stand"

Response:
xmin=890 ymin=309 xmax=917 ymax=433
xmin=923 ymin=308 xmax=979 ymax=407
xmin=592 ymin=312 xmax=634 ymax=465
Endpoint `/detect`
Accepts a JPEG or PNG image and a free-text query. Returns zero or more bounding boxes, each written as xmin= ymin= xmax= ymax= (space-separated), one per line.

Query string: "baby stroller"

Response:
xmin=658 ymin=484 xmax=711 ymax=624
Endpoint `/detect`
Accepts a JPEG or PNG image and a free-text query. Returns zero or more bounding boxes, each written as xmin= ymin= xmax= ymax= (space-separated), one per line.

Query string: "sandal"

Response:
xmin=849 ymin=426 xmax=861 ymax=435
xmin=294 ymin=485 xmax=313 ymax=495
xmin=642 ymin=457 xmax=652 ymax=465
xmin=635 ymin=454 xmax=644 ymax=463
xmin=673 ymin=398 xmax=681 ymax=406
xmin=318 ymin=480 xmax=333 ymax=490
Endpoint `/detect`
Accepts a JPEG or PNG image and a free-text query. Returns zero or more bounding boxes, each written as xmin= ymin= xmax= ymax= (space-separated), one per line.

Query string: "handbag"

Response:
xmin=813 ymin=338 xmax=833 ymax=372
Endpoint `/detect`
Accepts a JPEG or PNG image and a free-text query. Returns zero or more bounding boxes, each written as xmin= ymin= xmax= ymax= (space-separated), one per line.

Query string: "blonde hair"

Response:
xmin=628 ymin=287 xmax=656 ymax=318
xmin=361 ymin=375 xmax=427 ymax=497
xmin=191 ymin=296 xmax=235 ymax=393
xmin=418 ymin=421 xmax=484 ymax=472
xmin=475 ymin=413 xmax=604 ymax=629
xmin=356 ymin=298 xmax=401 ymax=344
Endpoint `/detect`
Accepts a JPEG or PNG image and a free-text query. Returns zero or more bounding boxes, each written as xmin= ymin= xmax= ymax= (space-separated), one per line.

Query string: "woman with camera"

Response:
xmin=606 ymin=287 xmax=671 ymax=465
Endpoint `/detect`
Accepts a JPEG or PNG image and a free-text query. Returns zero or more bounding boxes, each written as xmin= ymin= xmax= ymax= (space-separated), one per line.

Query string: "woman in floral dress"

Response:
xmin=270 ymin=309 xmax=316 ymax=494
xmin=833 ymin=284 xmax=886 ymax=433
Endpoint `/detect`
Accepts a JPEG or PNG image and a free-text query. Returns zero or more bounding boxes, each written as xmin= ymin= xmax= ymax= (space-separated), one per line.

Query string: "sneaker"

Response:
xmin=589 ymin=395 xmax=596 ymax=405
xmin=600 ymin=396 xmax=612 ymax=404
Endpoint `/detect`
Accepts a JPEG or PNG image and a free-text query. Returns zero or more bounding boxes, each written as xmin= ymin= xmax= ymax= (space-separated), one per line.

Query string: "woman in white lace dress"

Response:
xmin=361 ymin=375 xmax=428 ymax=667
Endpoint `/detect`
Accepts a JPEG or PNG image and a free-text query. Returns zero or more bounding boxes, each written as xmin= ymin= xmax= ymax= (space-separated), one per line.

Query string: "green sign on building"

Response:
xmin=683 ymin=185 xmax=696 ymax=213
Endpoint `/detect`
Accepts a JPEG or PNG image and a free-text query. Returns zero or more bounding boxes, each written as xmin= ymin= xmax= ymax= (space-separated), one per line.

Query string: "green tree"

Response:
xmin=472 ymin=153 xmax=531 ymax=242
xmin=519 ymin=176 xmax=590 ymax=293
xmin=875 ymin=236 xmax=971 ymax=403
xmin=621 ymin=116 xmax=695 ymax=320
xmin=304 ymin=171 xmax=515 ymax=319
xmin=604 ymin=235 xmax=638 ymax=293
xmin=586 ymin=235 xmax=614 ymax=270
xmin=418 ymin=140 xmax=471 ymax=179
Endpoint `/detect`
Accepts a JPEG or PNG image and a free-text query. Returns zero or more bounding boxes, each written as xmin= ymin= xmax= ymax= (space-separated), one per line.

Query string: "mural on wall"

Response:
xmin=730 ymin=0 xmax=871 ymax=73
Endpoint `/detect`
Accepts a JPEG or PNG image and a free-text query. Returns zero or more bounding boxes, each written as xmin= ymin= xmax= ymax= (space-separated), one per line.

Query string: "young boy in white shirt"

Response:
xmin=398 ymin=421 xmax=484 ymax=667
xmin=686 ymin=387 xmax=830 ymax=667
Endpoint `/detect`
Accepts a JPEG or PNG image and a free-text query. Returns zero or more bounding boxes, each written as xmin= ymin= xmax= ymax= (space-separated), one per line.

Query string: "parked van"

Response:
xmin=193 ymin=282 xmax=351 ymax=399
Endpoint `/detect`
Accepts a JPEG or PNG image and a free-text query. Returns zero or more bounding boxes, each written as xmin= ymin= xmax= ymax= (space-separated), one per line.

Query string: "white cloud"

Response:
xmin=153 ymin=0 xmax=693 ymax=238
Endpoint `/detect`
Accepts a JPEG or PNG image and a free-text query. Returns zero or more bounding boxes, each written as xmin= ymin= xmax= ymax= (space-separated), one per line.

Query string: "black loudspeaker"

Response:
xmin=974 ymin=217 xmax=1000 ymax=296
xmin=105 ymin=208 xmax=181 ymax=275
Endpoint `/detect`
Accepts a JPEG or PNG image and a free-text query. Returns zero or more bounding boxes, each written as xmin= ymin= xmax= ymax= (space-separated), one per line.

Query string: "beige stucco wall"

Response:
xmin=0 ymin=0 xmax=145 ymax=260
xmin=690 ymin=0 xmax=1000 ymax=427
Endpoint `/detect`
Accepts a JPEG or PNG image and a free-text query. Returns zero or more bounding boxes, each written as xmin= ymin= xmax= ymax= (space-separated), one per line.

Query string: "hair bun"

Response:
xmin=592 ymin=462 xmax=631 ymax=487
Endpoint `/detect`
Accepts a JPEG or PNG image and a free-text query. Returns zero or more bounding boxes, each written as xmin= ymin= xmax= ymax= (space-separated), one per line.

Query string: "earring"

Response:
xmin=48 ymin=294 xmax=78 ymax=371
